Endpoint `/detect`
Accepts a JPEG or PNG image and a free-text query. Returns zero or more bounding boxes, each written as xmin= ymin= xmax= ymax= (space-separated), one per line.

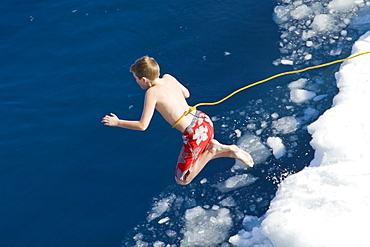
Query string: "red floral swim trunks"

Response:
xmin=175 ymin=110 xmax=214 ymax=181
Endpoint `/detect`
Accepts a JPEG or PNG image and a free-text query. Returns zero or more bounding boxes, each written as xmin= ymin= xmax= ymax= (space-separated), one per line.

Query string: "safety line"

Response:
xmin=172 ymin=51 xmax=370 ymax=128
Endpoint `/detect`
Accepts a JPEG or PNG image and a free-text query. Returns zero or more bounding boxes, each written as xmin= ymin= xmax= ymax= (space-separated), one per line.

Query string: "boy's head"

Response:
xmin=130 ymin=56 xmax=160 ymax=81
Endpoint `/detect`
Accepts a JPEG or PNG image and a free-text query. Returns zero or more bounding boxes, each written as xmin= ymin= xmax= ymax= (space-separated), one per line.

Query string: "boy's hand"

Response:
xmin=102 ymin=113 xmax=120 ymax=127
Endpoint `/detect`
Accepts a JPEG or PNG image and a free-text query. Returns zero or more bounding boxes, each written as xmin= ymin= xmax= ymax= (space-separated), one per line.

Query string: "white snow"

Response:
xmin=231 ymin=31 xmax=370 ymax=247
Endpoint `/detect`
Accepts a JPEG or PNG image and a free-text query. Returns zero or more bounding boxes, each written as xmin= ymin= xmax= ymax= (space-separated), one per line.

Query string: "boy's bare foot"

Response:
xmin=207 ymin=139 xmax=232 ymax=154
xmin=207 ymin=140 xmax=254 ymax=167
xmin=229 ymin=145 xmax=254 ymax=167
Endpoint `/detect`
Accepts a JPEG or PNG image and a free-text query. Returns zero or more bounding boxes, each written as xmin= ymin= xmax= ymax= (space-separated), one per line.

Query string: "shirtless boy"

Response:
xmin=102 ymin=56 xmax=254 ymax=185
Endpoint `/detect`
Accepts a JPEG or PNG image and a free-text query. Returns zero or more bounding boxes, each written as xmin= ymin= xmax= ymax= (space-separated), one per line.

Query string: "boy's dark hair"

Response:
xmin=130 ymin=56 xmax=160 ymax=80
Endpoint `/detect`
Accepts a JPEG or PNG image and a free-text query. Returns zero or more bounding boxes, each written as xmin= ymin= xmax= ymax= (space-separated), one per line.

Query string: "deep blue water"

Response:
xmin=0 ymin=0 xmax=338 ymax=246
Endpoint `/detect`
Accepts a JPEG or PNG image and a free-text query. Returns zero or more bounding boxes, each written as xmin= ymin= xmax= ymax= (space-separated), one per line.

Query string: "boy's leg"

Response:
xmin=176 ymin=139 xmax=253 ymax=185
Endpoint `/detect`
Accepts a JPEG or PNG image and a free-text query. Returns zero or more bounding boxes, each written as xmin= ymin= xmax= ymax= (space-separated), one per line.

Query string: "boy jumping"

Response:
xmin=102 ymin=56 xmax=254 ymax=185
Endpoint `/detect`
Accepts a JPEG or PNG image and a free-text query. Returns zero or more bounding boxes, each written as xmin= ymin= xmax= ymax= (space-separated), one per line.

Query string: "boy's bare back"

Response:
xmin=147 ymin=74 xmax=195 ymax=132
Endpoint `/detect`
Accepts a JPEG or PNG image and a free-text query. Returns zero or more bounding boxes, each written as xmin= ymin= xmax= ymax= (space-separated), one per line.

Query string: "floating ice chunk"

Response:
xmin=302 ymin=29 xmax=315 ymax=41
xmin=290 ymin=4 xmax=312 ymax=20
xmin=229 ymin=228 xmax=273 ymax=247
xmin=350 ymin=7 xmax=370 ymax=31
xmin=311 ymin=14 xmax=336 ymax=32
xmin=266 ymin=137 xmax=286 ymax=159
xmin=225 ymin=174 xmax=251 ymax=188
xmin=133 ymin=233 xmax=144 ymax=241
xmin=219 ymin=196 xmax=237 ymax=207
xmin=229 ymin=216 xmax=272 ymax=246
xmin=306 ymin=40 xmax=314 ymax=47
xmin=290 ymin=89 xmax=316 ymax=103
xmin=271 ymin=112 xmax=279 ymax=119
xmin=216 ymin=174 xmax=258 ymax=193
xmin=134 ymin=240 xmax=149 ymax=247
xmin=313 ymin=94 xmax=328 ymax=101
xmin=272 ymin=116 xmax=298 ymax=134
xmin=274 ymin=5 xmax=295 ymax=24
xmin=158 ymin=217 xmax=170 ymax=224
xmin=147 ymin=194 xmax=175 ymax=222
xmin=181 ymin=206 xmax=232 ymax=247
xmin=328 ymin=0 xmax=357 ymax=13
xmin=232 ymin=134 xmax=271 ymax=170
xmin=281 ymin=59 xmax=294 ymax=65
xmin=330 ymin=46 xmax=343 ymax=56
xmin=288 ymin=78 xmax=307 ymax=90
xmin=304 ymin=53 xmax=312 ymax=60
xmin=246 ymin=123 xmax=256 ymax=130
xmin=153 ymin=241 xmax=165 ymax=247
xmin=302 ymin=107 xmax=320 ymax=121
xmin=200 ymin=178 xmax=208 ymax=184
xmin=165 ymin=229 xmax=177 ymax=238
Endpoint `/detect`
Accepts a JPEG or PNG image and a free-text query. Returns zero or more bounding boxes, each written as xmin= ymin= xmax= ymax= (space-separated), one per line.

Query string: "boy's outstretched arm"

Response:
xmin=102 ymin=91 xmax=156 ymax=131
xmin=102 ymin=113 xmax=147 ymax=131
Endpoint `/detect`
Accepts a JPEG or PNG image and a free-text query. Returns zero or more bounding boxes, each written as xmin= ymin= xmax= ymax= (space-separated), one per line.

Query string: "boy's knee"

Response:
xmin=175 ymin=178 xmax=191 ymax=186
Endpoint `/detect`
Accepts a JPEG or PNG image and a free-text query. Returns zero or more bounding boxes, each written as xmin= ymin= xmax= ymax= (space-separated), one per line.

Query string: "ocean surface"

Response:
xmin=1 ymin=0 xmax=370 ymax=246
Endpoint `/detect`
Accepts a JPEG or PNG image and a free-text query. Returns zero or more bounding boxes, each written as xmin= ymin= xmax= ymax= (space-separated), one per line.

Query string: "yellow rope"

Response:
xmin=172 ymin=51 xmax=370 ymax=128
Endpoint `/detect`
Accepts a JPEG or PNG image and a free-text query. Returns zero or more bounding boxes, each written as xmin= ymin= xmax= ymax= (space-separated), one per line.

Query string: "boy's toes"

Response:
xmin=235 ymin=148 xmax=254 ymax=167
